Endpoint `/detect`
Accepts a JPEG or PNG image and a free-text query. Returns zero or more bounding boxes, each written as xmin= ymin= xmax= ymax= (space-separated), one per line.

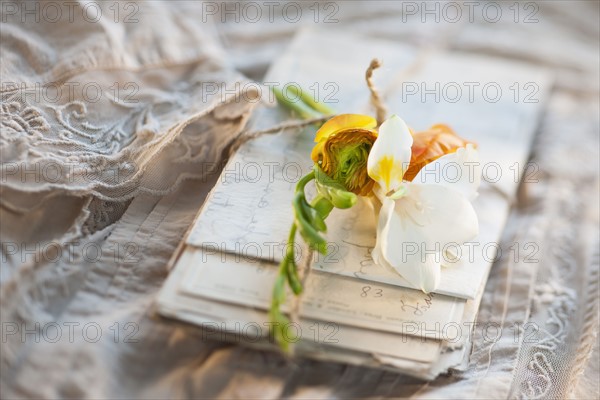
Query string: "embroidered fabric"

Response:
xmin=1 ymin=1 xmax=598 ymax=399
xmin=1 ymin=1 xmax=259 ymax=239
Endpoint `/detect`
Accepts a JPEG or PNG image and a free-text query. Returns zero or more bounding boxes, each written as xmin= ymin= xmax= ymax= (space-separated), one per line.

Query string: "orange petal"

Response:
xmin=314 ymin=114 xmax=377 ymax=142
xmin=405 ymin=124 xmax=476 ymax=181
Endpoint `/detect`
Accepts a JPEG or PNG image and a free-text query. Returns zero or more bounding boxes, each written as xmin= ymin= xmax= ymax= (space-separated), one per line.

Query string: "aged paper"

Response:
xmin=179 ymin=248 xmax=465 ymax=337
xmin=156 ymin=28 xmax=551 ymax=377
xmin=158 ymin=250 xmax=443 ymax=363
xmin=186 ymin=30 xmax=550 ymax=298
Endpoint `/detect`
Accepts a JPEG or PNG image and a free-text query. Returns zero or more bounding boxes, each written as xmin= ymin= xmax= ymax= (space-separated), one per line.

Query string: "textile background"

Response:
xmin=1 ymin=1 xmax=598 ymax=399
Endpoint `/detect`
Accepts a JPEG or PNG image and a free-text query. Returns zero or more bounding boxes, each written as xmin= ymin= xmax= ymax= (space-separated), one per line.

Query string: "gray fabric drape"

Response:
xmin=1 ymin=1 xmax=598 ymax=399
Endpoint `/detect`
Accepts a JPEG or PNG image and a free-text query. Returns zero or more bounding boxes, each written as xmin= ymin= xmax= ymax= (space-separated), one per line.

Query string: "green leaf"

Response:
xmin=284 ymin=253 xmax=303 ymax=295
xmin=311 ymin=211 xmax=327 ymax=232
xmin=328 ymin=187 xmax=357 ymax=209
xmin=296 ymin=222 xmax=328 ymax=254
xmin=313 ymin=165 xmax=358 ymax=209
xmin=311 ymin=196 xmax=335 ymax=219
xmin=272 ymin=273 xmax=287 ymax=305
xmin=268 ymin=305 xmax=291 ymax=353
xmin=298 ymin=195 xmax=326 ymax=232
xmin=293 ymin=193 xmax=328 ymax=254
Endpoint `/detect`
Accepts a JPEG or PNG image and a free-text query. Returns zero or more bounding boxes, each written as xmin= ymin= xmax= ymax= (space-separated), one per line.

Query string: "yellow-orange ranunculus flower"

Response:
xmin=404 ymin=124 xmax=476 ymax=181
xmin=311 ymin=116 xmax=475 ymax=195
xmin=311 ymin=114 xmax=378 ymax=196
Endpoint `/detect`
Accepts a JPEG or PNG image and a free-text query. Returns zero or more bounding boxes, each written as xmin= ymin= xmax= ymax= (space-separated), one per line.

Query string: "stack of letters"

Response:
xmin=156 ymin=30 xmax=550 ymax=379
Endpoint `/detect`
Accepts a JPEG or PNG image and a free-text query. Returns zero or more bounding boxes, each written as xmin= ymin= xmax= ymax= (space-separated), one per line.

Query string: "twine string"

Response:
xmin=227 ymin=115 xmax=332 ymax=158
xmin=229 ymin=58 xmax=390 ymax=156
xmin=365 ymin=58 xmax=388 ymax=125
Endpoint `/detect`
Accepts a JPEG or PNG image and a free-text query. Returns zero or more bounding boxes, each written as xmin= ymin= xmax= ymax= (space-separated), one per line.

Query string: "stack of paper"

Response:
xmin=156 ymin=30 xmax=551 ymax=379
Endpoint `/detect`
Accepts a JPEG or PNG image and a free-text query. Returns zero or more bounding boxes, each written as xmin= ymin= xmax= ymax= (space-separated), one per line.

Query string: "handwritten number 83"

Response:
xmin=361 ymin=286 xmax=383 ymax=298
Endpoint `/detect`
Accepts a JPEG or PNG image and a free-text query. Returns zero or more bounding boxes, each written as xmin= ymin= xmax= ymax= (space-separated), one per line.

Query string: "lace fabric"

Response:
xmin=1 ymin=67 xmax=256 ymax=202
xmin=1 ymin=1 xmax=598 ymax=399
xmin=1 ymin=1 xmax=260 ymax=241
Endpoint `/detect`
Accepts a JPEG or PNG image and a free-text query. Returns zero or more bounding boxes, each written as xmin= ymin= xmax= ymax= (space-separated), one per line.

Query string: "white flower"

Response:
xmin=367 ymin=115 xmax=481 ymax=293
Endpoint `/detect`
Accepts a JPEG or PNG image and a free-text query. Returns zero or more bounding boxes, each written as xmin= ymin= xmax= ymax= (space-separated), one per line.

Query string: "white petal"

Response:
xmin=379 ymin=243 xmax=441 ymax=293
xmin=412 ymin=144 xmax=481 ymax=200
xmin=367 ymin=115 xmax=413 ymax=193
xmin=378 ymin=196 xmax=443 ymax=292
xmin=394 ymin=182 xmax=479 ymax=245
xmin=410 ymin=252 xmax=441 ymax=293
xmin=372 ymin=197 xmax=394 ymax=266
xmin=441 ymin=244 xmax=467 ymax=268
xmin=374 ymin=183 xmax=478 ymax=292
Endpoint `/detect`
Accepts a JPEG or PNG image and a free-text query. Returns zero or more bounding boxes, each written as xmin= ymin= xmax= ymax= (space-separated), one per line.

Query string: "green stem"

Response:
xmin=269 ymin=221 xmax=299 ymax=353
xmin=268 ymin=82 xmax=339 ymax=352
xmin=285 ymin=171 xmax=317 ymax=293
xmin=272 ymin=87 xmax=321 ymax=120
xmin=296 ymin=170 xmax=315 ymax=192
xmin=311 ymin=195 xmax=334 ymax=219
xmin=287 ymin=223 xmax=298 ymax=251
xmin=271 ymin=170 xmax=332 ymax=352
xmin=284 ymin=223 xmax=302 ymax=294
xmin=286 ymin=85 xmax=336 ymax=115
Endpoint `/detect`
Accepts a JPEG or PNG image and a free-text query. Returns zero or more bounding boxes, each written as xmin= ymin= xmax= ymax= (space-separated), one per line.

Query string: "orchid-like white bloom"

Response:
xmin=367 ymin=115 xmax=481 ymax=293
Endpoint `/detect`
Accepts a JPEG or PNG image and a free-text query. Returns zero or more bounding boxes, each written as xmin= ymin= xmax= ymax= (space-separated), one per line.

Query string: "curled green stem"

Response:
xmin=270 ymin=170 xmax=338 ymax=351
xmin=269 ymin=84 xmax=343 ymax=352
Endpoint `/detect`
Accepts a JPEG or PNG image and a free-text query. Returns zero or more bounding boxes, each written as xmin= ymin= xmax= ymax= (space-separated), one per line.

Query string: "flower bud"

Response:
xmin=315 ymin=181 xmax=358 ymax=209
